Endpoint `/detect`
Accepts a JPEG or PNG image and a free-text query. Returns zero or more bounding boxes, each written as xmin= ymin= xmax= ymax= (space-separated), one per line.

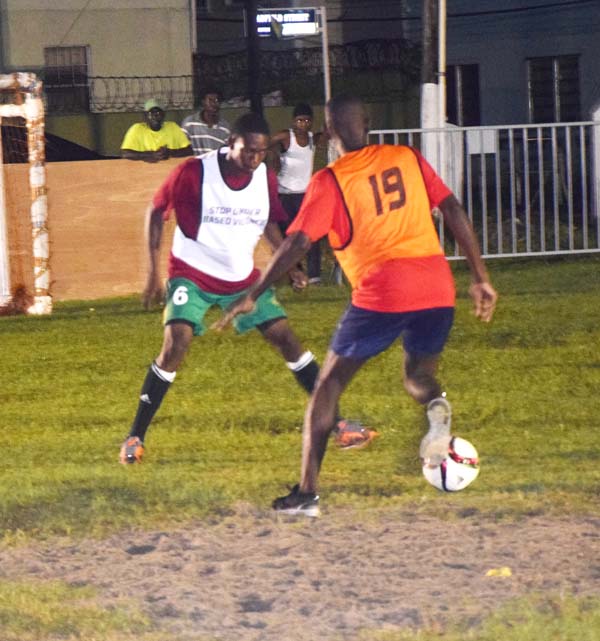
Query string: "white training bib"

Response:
xmin=171 ymin=150 xmax=270 ymax=281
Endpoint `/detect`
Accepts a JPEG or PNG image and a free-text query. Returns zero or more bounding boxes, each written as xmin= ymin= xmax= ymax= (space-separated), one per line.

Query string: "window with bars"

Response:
xmin=44 ymin=45 xmax=90 ymax=113
xmin=446 ymin=63 xmax=480 ymax=126
xmin=527 ymin=55 xmax=580 ymax=123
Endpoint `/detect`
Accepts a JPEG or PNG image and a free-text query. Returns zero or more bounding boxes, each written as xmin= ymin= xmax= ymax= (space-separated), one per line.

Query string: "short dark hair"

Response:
xmin=231 ymin=112 xmax=271 ymax=138
xmin=293 ymin=103 xmax=313 ymax=118
xmin=199 ymin=85 xmax=222 ymax=100
xmin=326 ymin=94 xmax=368 ymax=152
xmin=327 ymin=93 xmax=363 ymax=117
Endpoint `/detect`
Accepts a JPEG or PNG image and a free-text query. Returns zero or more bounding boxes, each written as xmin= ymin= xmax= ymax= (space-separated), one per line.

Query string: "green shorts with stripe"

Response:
xmin=163 ymin=277 xmax=287 ymax=336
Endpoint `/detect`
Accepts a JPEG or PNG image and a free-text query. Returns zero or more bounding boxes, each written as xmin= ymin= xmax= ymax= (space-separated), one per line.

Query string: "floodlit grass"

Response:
xmin=0 ymin=579 xmax=156 ymax=641
xmin=1 ymin=581 xmax=598 ymax=641
xmin=0 ymin=256 xmax=599 ymax=540
xmin=357 ymin=594 xmax=600 ymax=641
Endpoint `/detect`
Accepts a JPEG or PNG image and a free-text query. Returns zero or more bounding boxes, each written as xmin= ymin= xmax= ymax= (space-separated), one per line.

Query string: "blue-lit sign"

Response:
xmin=256 ymin=8 xmax=319 ymax=38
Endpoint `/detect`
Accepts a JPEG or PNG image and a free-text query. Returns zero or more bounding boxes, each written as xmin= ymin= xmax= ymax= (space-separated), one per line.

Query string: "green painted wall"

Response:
xmin=45 ymin=93 xmax=420 ymax=159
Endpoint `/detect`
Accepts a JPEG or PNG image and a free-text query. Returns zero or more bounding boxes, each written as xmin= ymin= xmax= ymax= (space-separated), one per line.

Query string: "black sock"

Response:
xmin=292 ymin=358 xmax=320 ymax=394
xmin=129 ymin=363 xmax=173 ymax=442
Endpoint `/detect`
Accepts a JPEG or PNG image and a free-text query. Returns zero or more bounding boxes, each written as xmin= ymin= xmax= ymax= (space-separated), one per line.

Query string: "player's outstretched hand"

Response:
xmin=142 ymin=288 xmax=164 ymax=310
xmin=469 ymin=281 xmax=498 ymax=322
xmin=142 ymin=274 xmax=165 ymax=309
xmin=212 ymin=295 xmax=256 ymax=331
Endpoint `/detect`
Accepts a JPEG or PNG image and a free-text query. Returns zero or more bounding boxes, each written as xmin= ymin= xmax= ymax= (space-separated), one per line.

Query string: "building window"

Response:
xmin=527 ymin=55 xmax=580 ymax=123
xmin=446 ymin=64 xmax=480 ymax=126
xmin=44 ymin=45 xmax=90 ymax=113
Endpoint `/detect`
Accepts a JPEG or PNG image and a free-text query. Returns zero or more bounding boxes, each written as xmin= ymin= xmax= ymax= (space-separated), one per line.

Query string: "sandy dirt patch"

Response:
xmin=1 ymin=507 xmax=598 ymax=640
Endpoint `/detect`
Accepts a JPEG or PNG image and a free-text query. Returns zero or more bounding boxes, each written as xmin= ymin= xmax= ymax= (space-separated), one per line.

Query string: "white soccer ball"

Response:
xmin=422 ymin=436 xmax=480 ymax=492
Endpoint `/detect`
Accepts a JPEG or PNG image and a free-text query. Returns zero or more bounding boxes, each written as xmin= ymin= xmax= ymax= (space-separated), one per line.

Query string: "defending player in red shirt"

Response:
xmin=120 ymin=112 xmax=376 ymax=465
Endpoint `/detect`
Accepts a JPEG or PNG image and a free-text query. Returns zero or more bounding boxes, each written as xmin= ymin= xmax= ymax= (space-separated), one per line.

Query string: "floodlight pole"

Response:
xmin=438 ymin=0 xmax=447 ymax=127
xmin=421 ymin=0 xmax=437 ymax=87
xmin=438 ymin=0 xmax=447 ymax=180
xmin=420 ymin=0 xmax=448 ymax=181
xmin=189 ymin=0 xmax=197 ymax=55
xmin=319 ymin=6 xmax=331 ymax=103
xmin=245 ymin=0 xmax=263 ymax=115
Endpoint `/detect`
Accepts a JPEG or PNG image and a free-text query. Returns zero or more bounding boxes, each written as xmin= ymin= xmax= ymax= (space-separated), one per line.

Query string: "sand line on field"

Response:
xmin=1 ymin=507 xmax=598 ymax=641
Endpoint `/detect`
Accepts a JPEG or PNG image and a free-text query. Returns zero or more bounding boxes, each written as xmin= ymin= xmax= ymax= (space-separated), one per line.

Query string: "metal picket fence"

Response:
xmin=369 ymin=122 xmax=600 ymax=259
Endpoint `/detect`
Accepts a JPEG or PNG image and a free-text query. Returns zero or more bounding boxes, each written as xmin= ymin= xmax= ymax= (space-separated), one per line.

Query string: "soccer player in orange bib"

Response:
xmin=215 ymin=95 xmax=498 ymax=516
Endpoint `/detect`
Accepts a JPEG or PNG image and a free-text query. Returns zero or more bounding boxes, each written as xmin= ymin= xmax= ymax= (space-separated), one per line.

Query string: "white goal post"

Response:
xmin=0 ymin=72 xmax=51 ymax=314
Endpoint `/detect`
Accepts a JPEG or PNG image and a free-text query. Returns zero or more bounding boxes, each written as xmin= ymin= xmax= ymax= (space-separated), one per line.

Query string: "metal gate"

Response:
xmin=368 ymin=122 xmax=600 ymax=259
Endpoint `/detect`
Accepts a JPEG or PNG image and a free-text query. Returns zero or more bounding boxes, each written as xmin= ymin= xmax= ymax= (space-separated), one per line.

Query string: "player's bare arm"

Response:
xmin=313 ymin=130 xmax=329 ymax=148
xmin=254 ymin=229 xmax=311 ymax=300
xmin=121 ymin=147 xmax=169 ymax=163
xmin=142 ymin=203 xmax=166 ymax=310
xmin=213 ymin=230 xmax=311 ymax=331
xmin=169 ymin=144 xmax=193 ymax=158
xmin=265 ymin=130 xmax=290 ymax=171
xmin=269 ymin=130 xmax=291 ymax=153
xmin=438 ymin=194 xmax=498 ymax=322
xmin=263 ymin=222 xmax=308 ymax=291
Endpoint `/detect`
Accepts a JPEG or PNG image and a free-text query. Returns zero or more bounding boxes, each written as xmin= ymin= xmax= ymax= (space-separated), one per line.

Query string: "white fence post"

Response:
xmin=421 ymin=83 xmax=441 ymax=173
xmin=592 ymin=106 xmax=600 ymax=220
xmin=0 ymin=127 xmax=10 ymax=306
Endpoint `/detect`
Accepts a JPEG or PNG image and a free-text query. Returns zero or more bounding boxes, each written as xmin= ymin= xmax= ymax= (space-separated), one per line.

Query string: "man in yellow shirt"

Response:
xmin=121 ymin=99 xmax=192 ymax=163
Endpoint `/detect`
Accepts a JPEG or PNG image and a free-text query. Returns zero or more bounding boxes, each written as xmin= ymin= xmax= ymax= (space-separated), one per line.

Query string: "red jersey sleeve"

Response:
xmin=152 ymin=158 xmax=201 ymax=221
xmin=286 ymin=168 xmax=343 ymax=242
xmin=412 ymin=148 xmax=453 ymax=208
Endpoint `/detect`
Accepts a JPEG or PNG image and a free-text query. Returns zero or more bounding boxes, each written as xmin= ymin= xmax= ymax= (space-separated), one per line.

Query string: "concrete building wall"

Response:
xmin=0 ymin=0 xmax=193 ymax=76
xmin=403 ymin=0 xmax=600 ymax=125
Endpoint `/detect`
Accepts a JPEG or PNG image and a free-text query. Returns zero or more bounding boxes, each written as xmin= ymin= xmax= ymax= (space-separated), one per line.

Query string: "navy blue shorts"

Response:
xmin=330 ymin=304 xmax=455 ymax=361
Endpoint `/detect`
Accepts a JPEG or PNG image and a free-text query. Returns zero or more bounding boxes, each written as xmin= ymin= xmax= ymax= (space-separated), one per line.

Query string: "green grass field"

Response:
xmin=1 ymin=255 xmax=599 ymax=640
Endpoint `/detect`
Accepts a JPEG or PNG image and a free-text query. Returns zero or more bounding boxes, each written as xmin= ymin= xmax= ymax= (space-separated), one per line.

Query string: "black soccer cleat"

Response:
xmin=272 ymin=484 xmax=320 ymax=517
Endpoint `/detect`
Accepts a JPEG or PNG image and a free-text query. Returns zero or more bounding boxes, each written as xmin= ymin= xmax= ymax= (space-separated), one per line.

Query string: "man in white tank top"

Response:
xmin=270 ymin=103 xmax=326 ymax=285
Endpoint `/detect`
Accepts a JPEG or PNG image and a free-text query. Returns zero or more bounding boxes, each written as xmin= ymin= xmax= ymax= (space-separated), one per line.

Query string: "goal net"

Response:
xmin=0 ymin=72 xmax=51 ymax=315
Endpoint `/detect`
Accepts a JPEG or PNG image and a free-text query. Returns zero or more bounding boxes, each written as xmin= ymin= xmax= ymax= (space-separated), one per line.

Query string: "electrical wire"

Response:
xmin=58 ymin=0 xmax=95 ymax=45
xmin=202 ymin=0 xmax=598 ymax=23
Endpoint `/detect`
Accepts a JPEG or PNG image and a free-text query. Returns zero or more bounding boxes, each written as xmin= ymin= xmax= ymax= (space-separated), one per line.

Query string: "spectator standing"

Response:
xmin=121 ymin=99 xmax=192 ymax=163
xmin=181 ymin=87 xmax=231 ymax=156
xmin=270 ymin=103 xmax=325 ymax=285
